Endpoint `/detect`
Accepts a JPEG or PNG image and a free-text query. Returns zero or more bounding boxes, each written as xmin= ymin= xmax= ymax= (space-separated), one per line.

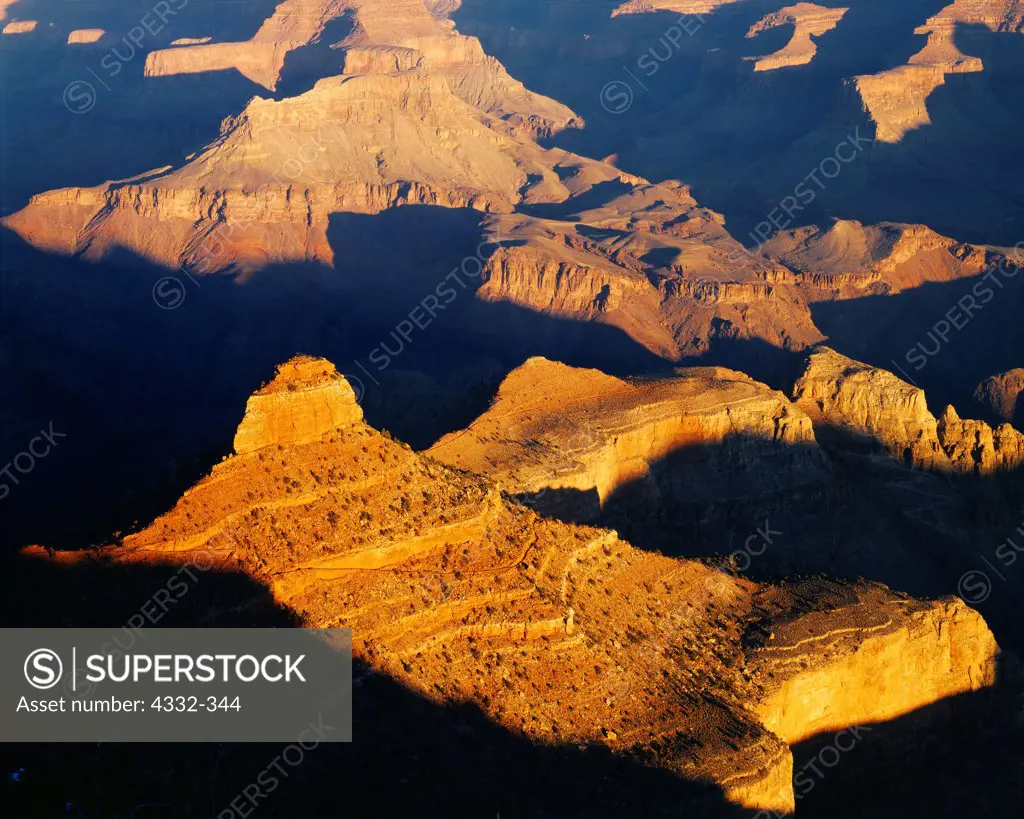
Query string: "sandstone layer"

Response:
xmin=476 ymin=185 xmax=826 ymax=361
xmin=745 ymin=4 xmax=848 ymax=72
xmin=792 ymin=346 xmax=1024 ymax=474
xmin=428 ymin=357 xmax=829 ymax=520
xmin=143 ymin=0 xmax=578 ymax=138
xmin=759 ymin=219 xmax=1003 ymax=300
xmin=854 ymin=0 xmax=1024 ymax=142
xmin=233 ymin=356 xmax=364 ymax=455
xmin=25 ymin=355 xmax=1001 ymax=814
xmin=2 ymin=70 xmax=588 ymax=272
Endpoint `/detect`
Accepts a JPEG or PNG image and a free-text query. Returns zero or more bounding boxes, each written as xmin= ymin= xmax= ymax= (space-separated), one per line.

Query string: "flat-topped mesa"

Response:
xmin=428 ymin=357 xmax=829 ymax=520
xmin=233 ymin=356 xmax=363 ymax=455
xmin=792 ymin=347 xmax=1024 ymax=474
xmin=746 ymin=4 xmax=849 ymax=72
xmin=612 ymin=0 xmax=746 ymax=15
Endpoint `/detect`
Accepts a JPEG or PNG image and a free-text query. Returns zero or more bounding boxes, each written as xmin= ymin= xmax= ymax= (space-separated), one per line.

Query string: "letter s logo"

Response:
xmin=24 ymin=648 xmax=63 ymax=690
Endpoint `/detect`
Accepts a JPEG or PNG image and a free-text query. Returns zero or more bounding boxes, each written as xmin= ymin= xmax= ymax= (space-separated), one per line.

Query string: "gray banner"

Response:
xmin=2 ymin=628 xmax=352 ymax=742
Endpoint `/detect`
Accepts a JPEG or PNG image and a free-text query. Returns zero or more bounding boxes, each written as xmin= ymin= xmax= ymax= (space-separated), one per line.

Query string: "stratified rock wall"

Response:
xmin=752 ymin=585 xmax=999 ymax=743
xmin=793 ymin=347 xmax=1024 ymax=474
xmin=233 ymin=356 xmax=364 ymax=454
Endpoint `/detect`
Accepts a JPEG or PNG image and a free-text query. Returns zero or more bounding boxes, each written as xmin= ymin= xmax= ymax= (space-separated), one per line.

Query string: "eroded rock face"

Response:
xmin=428 ymin=356 xmax=829 ymax=520
xmin=233 ymin=356 xmax=363 ymax=455
xmin=750 ymin=582 xmax=998 ymax=743
xmin=28 ymin=356 xmax=1001 ymax=815
xmin=2 ymin=69 xmax=577 ymax=271
xmin=974 ymin=369 xmax=1024 ymax=424
xmin=746 ymin=3 xmax=849 ymax=72
xmin=143 ymin=0 xmax=578 ymax=137
xmin=793 ymin=347 xmax=950 ymax=469
xmin=793 ymin=347 xmax=1024 ymax=474
xmin=938 ymin=405 xmax=1024 ymax=475
xmin=854 ymin=0 xmax=1024 ymax=143
xmin=4 ymin=0 xmax=584 ymax=271
xmin=761 ymin=219 xmax=999 ymax=299
xmin=476 ymin=188 xmax=826 ymax=361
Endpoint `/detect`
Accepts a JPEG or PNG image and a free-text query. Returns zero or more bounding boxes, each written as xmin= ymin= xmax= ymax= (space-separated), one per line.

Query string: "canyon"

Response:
xmin=2 ymin=0 xmax=1023 ymax=816
xmin=18 ymin=355 xmax=1004 ymax=815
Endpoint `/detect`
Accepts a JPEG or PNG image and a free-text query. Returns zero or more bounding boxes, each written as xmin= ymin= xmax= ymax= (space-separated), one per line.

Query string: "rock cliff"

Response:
xmin=428 ymin=357 xmax=829 ymax=520
xmin=746 ymin=4 xmax=849 ymax=72
xmin=233 ymin=356 xmax=364 ymax=455
xmin=854 ymin=0 xmax=1024 ymax=142
xmin=749 ymin=580 xmax=999 ymax=742
xmin=760 ymin=219 xmax=1002 ymax=300
xmin=27 ymin=355 xmax=1001 ymax=815
xmin=476 ymin=185 xmax=826 ymax=361
xmin=793 ymin=347 xmax=1024 ymax=474
xmin=2 ymin=70 xmax=578 ymax=271
xmin=974 ymin=368 xmax=1024 ymax=425
xmin=143 ymin=0 xmax=578 ymax=138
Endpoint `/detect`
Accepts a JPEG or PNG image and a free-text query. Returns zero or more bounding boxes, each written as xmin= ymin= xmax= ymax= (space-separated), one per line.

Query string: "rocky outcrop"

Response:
xmin=2 ymin=19 xmax=36 ymax=34
xmin=974 ymin=368 xmax=1024 ymax=424
xmin=66 ymin=29 xmax=105 ymax=44
xmin=612 ymin=0 xmax=745 ymax=15
xmin=2 ymin=71 xmax=577 ymax=271
xmin=143 ymin=0 xmax=578 ymax=138
xmin=854 ymin=0 xmax=1024 ymax=142
xmin=233 ymin=356 xmax=363 ymax=455
xmin=761 ymin=219 xmax=1000 ymax=299
xmin=937 ymin=405 xmax=1024 ymax=474
xmin=793 ymin=347 xmax=1024 ymax=474
xmin=792 ymin=347 xmax=952 ymax=468
xmin=750 ymin=581 xmax=999 ymax=742
xmin=29 ymin=356 xmax=1000 ymax=815
xmin=429 ymin=357 xmax=829 ymax=519
xmin=746 ymin=4 xmax=849 ymax=72
xmin=144 ymin=0 xmax=359 ymax=90
xmin=477 ymin=187 xmax=826 ymax=361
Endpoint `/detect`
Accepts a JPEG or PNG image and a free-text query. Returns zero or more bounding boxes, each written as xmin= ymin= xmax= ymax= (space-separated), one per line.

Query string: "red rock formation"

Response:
xmin=27 ymin=355 xmax=1000 ymax=814
xmin=974 ymin=369 xmax=1024 ymax=424
xmin=793 ymin=346 xmax=1024 ymax=473
xmin=428 ymin=356 xmax=828 ymax=516
xmin=746 ymin=4 xmax=849 ymax=72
